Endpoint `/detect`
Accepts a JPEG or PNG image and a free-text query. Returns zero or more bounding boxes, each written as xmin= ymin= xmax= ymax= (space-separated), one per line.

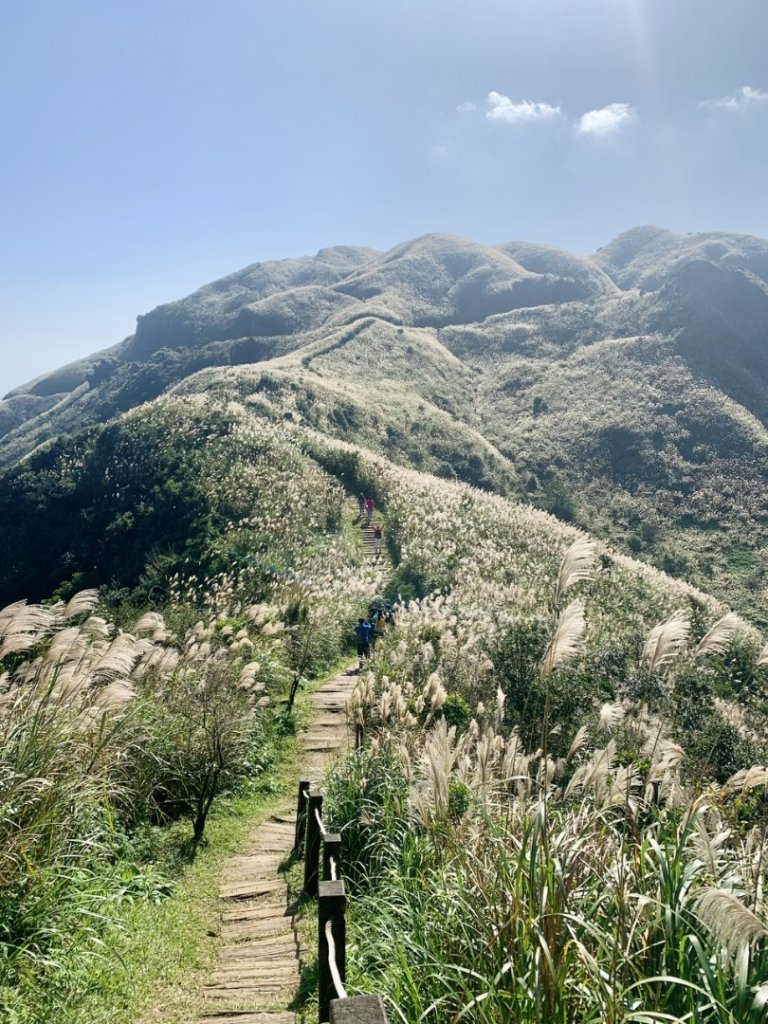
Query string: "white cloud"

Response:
xmin=430 ymin=141 xmax=453 ymax=159
xmin=456 ymin=101 xmax=476 ymax=114
xmin=485 ymin=91 xmax=561 ymax=124
xmin=576 ymin=102 xmax=636 ymax=137
xmin=699 ymin=85 xmax=768 ymax=112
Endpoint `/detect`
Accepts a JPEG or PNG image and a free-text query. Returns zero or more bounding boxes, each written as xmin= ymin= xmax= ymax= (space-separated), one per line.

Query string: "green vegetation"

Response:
xmin=4 ymin=225 xmax=768 ymax=1019
xmin=0 ymin=405 xmax=380 ymax=1020
xmin=6 ymin=227 xmax=768 ymax=616
xmin=319 ymin=490 xmax=768 ymax=1022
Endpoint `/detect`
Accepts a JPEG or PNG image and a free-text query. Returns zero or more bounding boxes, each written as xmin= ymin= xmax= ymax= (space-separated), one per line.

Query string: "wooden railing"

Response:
xmin=294 ymin=779 xmax=390 ymax=1024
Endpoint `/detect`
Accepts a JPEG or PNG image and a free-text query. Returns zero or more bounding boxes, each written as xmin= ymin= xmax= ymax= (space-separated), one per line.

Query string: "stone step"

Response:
xmin=221 ymin=904 xmax=292 ymax=924
xmin=200 ymin=657 xmax=370 ymax=1016
xmin=220 ymin=879 xmax=286 ymax=900
xmin=203 ymin=979 xmax=295 ymax=1000
xmin=221 ymin=919 xmax=294 ymax=942
xmin=199 ymin=1013 xmax=295 ymax=1024
xmin=209 ymin=963 xmax=298 ymax=984
xmin=209 ymin=957 xmax=299 ymax=975
xmin=226 ymin=854 xmax=284 ymax=870
xmin=250 ymin=828 xmax=293 ymax=844
xmin=219 ymin=941 xmax=300 ymax=962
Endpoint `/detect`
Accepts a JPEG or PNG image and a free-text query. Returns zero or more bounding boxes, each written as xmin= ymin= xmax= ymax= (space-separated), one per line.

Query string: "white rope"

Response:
xmin=329 ymin=855 xmax=338 ymax=882
xmin=325 ymin=919 xmax=347 ymax=1000
xmin=315 ymin=807 xmax=328 ymax=837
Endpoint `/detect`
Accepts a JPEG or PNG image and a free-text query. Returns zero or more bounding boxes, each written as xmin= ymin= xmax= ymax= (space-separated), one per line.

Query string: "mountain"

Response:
xmin=4 ymin=226 xmax=768 ymax=618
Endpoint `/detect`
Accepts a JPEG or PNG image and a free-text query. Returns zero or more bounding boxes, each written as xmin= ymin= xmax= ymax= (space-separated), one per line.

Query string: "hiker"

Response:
xmin=371 ymin=612 xmax=383 ymax=653
xmin=373 ymin=523 xmax=383 ymax=556
xmin=365 ymin=496 xmax=375 ymax=525
xmin=354 ymin=616 xmax=372 ymax=670
xmin=358 ymin=493 xmax=366 ymax=519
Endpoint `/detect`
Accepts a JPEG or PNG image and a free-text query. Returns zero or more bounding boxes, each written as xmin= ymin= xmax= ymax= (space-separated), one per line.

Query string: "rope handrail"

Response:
xmin=329 ymin=855 xmax=338 ymax=881
xmin=315 ymin=806 xmax=328 ymax=837
xmin=325 ymin=919 xmax=348 ymax=1000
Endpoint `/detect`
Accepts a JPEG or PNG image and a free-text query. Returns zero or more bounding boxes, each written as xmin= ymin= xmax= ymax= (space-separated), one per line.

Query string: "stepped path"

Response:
xmin=199 ymin=669 xmax=358 ymax=1023
xmin=198 ymin=509 xmax=391 ymax=1023
xmin=360 ymin=516 xmax=389 ymax=578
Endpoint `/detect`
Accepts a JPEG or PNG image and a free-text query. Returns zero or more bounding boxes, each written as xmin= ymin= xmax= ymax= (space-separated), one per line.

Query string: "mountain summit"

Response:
xmin=3 ymin=226 xmax=768 ymax=614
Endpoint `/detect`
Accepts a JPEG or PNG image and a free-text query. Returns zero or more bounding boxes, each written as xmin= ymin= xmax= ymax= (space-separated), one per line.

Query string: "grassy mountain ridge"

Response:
xmin=4 ymin=226 xmax=768 ymax=614
xmin=4 ymin=379 xmax=768 ymax=1019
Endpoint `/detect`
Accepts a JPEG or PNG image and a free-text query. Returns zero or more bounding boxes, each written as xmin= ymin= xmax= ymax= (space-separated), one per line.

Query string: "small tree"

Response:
xmin=139 ymin=655 xmax=257 ymax=842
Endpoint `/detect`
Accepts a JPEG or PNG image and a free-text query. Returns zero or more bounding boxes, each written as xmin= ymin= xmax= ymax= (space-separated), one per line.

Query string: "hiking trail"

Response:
xmin=198 ymin=669 xmax=357 ymax=1023
xmin=198 ymin=504 xmax=392 ymax=1023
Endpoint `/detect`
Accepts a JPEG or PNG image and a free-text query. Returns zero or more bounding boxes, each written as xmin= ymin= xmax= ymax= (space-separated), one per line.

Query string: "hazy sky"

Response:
xmin=1 ymin=0 xmax=767 ymax=396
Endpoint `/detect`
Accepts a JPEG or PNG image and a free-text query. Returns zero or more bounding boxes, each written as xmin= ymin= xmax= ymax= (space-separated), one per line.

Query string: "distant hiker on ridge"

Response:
xmin=354 ymin=616 xmax=372 ymax=670
xmin=365 ymin=496 xmax=375 ymax=525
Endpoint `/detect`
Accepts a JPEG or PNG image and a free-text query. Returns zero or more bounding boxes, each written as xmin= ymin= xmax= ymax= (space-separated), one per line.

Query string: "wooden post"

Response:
xmin=330 ymin=994 xmax=389 ymax=1024
xmin=323 ymin=832 xmax=342 ymax=882
xmin=319 ymin=879 xmax=346 ymax=1024
xmin=294 ymin=778 xmax=311 ymax=855
xmin=304 ymin=793 xmax=324 ymax=896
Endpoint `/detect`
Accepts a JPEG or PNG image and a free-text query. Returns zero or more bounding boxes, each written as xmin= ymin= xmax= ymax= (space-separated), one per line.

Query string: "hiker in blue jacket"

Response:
xmin=354 ymin=616 xmax=372 ymax=671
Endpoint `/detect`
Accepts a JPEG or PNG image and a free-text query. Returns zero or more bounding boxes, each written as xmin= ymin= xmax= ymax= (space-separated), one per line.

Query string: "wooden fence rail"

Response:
xmin=295 ymin=779 xmax=390 ymax=1023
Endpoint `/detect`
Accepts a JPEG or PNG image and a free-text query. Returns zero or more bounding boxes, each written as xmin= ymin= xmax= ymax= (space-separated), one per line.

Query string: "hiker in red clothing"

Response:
xmin=365 ymin=496 xmax=375 ymax=525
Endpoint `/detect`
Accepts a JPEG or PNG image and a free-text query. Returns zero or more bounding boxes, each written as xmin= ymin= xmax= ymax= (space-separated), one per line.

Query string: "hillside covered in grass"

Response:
xmin=4 ymin=226 xmax=768 ymax=616
xmin=3 ymin=386 xmax=768 ymax=1020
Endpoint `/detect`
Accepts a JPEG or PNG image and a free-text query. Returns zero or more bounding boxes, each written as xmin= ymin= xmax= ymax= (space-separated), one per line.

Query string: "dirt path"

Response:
xmin=198 ymin=666 xmax=359 ymax=1024
xmin=199 ymin=503 xmax=391 ymax=1023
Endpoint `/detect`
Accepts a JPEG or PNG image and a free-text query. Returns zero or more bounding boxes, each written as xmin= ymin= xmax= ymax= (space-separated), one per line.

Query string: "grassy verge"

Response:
xmin=28 ymin=727 xmax=305 ymax=1024
xmin=66 ymin=654 xmax=360 ymax=1024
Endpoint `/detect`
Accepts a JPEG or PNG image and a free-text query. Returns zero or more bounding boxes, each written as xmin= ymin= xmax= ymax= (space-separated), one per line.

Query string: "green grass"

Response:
xmin=32 ymin=713 xmax=308 ymax=1024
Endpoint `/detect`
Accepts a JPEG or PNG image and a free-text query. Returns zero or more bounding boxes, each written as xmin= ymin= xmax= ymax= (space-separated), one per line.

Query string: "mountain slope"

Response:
xmin=4 ymin=226 xmax=768 ymax=616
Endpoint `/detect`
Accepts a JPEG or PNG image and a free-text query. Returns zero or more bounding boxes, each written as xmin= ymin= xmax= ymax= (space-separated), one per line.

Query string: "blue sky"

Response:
xmin=1 ymin=0 xmax=767 ymax=396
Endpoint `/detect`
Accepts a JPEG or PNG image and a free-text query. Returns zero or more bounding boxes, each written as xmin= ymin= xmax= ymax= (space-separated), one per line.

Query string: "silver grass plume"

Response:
xmin=418 ymin=718 xmax=460 ymax=821
xmin=555 ymin=537 xmax=597 ymax=605
xmin=82 ymin=616 xmax=111 ymax=639
xmin=13 ymin=605 xmax=56 ymax=632
xmin=92 ymin=634 xmax=139 ymax=680
xmin=758 ymin=643 xmax=768 ymax=667
xmin=642 ymin=610 xmax=691 ymax=674
xmin=540 ymin=601 xmax=586 ymax=677
xmin=0 ymin=600 xmax=28 ymax=632
xmin=695 ymin=612 xmax=742 ymax=657
xmin=647 ymin=739 xmax=686 ymax=783
xmin=60 ymin=589 xmax=99 ymax=619
xmin=598 ymin=702 xmax=625 ymax=734
xmin=568 ymin=740 xmax=616 ymax=803
xmin=494 ymin=687 xmax=506 ymax=731
xmin=693 ymin=818 xmax=732 ymax=878
xmin=96 ymin=680 xmax=136 ymax=707
xmin=0 ymin=603 xmax=55 ymax=648
xmin=606 ymin=763 xmax=642 ymax=809
xmin=567 ymin=725 xmax=589 ymax=761
xmin=134 ymin=612 xmax=169 ymax=640
xmin=697 ymin=888 xmax=768 ymax=955
xmin=723 ymin=766 xmax=768 ymax=793
xmin=0 ymin=628 xmax=45 ymax=659
xmin=45 ymin=627 xmax=82 ymax=664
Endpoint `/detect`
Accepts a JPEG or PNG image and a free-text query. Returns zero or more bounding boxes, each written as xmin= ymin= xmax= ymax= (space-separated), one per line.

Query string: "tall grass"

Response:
xmin=330 ymin=740 xmax=768 ymax=1024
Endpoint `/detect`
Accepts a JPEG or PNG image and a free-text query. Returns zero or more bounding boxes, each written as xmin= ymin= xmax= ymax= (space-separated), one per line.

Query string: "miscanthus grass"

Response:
xmin=0 ymin=529 xmax=367 ymax=1018
xmin=322 ymin=505 xmax=768 ymax=1024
